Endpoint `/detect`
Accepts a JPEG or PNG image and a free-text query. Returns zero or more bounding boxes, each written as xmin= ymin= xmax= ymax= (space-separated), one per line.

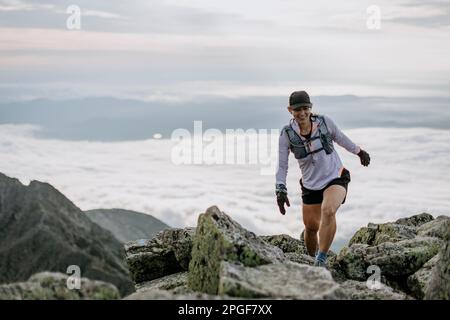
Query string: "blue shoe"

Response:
xmin=314 ymin=251 xmax=327 ymax=267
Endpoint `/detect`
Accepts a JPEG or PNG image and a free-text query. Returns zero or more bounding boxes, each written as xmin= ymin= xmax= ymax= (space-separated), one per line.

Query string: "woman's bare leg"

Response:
xmin=302 ymin=203 xmax=322 ymax=256
xmin=319 ymin=185 xmax=346 ymax=253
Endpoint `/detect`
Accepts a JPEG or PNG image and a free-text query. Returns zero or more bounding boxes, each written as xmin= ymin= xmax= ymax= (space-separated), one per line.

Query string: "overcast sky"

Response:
xmin=1 ymin=0 xmax=450 ymax=102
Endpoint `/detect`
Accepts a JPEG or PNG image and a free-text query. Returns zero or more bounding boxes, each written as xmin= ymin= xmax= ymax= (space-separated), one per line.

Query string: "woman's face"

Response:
xmin=288 ymin=106 xmax=312 ymax=123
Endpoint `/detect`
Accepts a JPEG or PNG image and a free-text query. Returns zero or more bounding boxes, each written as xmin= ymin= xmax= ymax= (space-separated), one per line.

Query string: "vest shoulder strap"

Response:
xmin=313 ymin=115 xmax=330 ymax=135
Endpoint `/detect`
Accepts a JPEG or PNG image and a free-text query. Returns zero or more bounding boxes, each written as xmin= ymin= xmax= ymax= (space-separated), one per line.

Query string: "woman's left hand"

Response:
xmin=358 ymin=149 xmax=370 ymax=166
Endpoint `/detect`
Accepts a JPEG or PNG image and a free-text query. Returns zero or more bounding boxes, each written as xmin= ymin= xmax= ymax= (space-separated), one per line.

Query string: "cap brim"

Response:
xmin=291 ymin=103 xmax=312 ymax=110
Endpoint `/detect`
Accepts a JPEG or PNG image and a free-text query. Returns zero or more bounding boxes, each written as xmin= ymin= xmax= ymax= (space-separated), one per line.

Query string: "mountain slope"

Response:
xmin=85 ymin=208 xmax=169 ymax=243
xmin=0 ymin=172 xmax=134 ymax=296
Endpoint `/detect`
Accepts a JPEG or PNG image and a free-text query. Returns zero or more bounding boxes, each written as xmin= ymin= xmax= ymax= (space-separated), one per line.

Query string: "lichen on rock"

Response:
xmin=187 ymin=206 xmax=284 ymax=294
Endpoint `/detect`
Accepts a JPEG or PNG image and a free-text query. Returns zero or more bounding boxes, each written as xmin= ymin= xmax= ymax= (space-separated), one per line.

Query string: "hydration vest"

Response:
xmin=282 ymin=115 xmax=334 ymax=159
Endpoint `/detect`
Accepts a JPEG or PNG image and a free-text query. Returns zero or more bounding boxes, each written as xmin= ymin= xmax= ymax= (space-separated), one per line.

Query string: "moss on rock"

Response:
xmin=187 ymin=206 xmax=284 ymax=294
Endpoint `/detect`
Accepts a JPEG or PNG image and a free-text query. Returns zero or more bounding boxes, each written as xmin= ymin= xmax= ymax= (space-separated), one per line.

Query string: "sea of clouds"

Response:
xmin=1 ymin=124 xmax=449 ymax=251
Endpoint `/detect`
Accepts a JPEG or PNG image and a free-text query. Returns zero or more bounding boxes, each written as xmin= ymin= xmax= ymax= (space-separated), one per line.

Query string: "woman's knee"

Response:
xmin=321 ymin=205 xmax=336 ymax=219
xmin=303 ymin=219 xmax=320 ymax=232
xmin=302 ymin=205 xmax=321 ymax=231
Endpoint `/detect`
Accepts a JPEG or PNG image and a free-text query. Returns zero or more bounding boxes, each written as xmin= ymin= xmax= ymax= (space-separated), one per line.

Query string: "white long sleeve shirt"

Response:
xmin=275 ymin=114 xmax=360 ymax=190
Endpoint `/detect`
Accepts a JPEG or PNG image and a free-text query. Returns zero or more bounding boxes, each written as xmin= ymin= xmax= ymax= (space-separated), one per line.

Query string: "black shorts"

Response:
xmin=300 ymin=168 xmax=351 ymax=205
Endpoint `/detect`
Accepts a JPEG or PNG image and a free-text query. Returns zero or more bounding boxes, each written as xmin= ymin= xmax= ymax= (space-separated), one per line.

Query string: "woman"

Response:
xmin=275 ymin=91 xmax=370 ymax=267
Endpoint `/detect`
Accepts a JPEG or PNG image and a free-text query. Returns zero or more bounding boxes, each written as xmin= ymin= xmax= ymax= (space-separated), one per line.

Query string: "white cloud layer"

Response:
xmin=1 ymin=124 xmax=449 ymax=250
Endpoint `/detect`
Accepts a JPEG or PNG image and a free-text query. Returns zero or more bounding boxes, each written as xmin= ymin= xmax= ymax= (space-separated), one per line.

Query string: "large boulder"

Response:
xmin=0 ymin=272 xmax=120 ymax=300
xmin=259 ymin=234 xmax=313 ymax=265
xmin=416 ymin=216 xmax=450 ymax=240
xmin=425 ymin=227 xmax=450 ymax=300
xmin=336 ymin=237 xmax=442 ymax=281
xmin=395 ymin=213 xmax=434 ymax=227
xmin=259 ymin=234 xmax=307 ymax=255
xmin=124 ymin=227 xmax=195 ymax=285
xmin=218 ymin=261 xmax=343 ymax=299
xmin=349 ymin=222 xmax=417 ymax=247
xmin=338 ymin=280 xmax=410 ymax=300
xmin=188 ymin=206 xmax=285 ymax=294
xmin=348 ymin=213 xmax=439 ymax=248
xmin=407 ymin=254 xmax=439 ymax=299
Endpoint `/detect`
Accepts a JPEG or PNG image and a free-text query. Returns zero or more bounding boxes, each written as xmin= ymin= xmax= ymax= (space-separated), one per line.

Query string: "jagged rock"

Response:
xmin=0 ymin=272 xmax=120 ymax=300
xmin=337 ymin=237 xmax=442 ymax=281
xmin=407 ymin=254 xmax=439 ymax=299
xmin=425 ymin=227 xmax=450 ymax=300
xmin=0 ymin=173 xmax=133 ymax=296
xmin=338 ymin=280 xmax=410 ymax=300
xmin=259 ymin=234 xmax=307 ymax=255
xmin=188 ymin=206 xmax=285 ymax=294
xmin=416 ymin=216 xmax=450 ymax=240
xmin=395 ymin=213 xmax=434 ymax=227
xmin=349 ymin=222 xmax=417 ymax=247
xmin=218 ymin=261 xmax=343 ymax=299
xmin=124 ymin=227 xmax=195 ymax=285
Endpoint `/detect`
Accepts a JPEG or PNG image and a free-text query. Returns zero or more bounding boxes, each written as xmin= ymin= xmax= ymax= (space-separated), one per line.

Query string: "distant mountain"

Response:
xmin=85 ymin=208 xmax=170 ymax=244
xmin=1 ymin=95 xmax=449 ymax=141
xmin=0 ymin=172 xmax=134 ymax=296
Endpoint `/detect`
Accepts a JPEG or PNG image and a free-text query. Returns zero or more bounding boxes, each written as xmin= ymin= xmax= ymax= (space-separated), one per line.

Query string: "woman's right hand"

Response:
xmin=275 ymin=184 xmax=290 ymax=215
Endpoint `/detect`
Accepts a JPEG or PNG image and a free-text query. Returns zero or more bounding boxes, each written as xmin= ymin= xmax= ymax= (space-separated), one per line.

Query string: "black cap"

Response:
xmin=289 ymin=91 xmax=312 ymax=110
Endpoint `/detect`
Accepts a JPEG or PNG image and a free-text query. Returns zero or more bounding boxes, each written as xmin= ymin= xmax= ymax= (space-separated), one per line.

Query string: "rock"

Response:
xmin=366 ymin=237 xmax=442 ymax=278
xmin=337 ymin=237 xmax=442 ymax=281
xmin=0 ymin=173 xmax=134 ymax=296
xmin=284 ymin=252 xmax=315 ymax=265
xmin=124 ymin=289 xmax=178 ymax=300
xmin=416 ymin=216 xmax=450 ymax=240
xmin=425 ymin=227 xmax=450 ymax=300
xmin=85 ymin=208 xmax=170 ymax=244
xmin=338 ymin=280 xmax=410 ymax=300
xmin=335 ymin=244 xmax=370 ymax=281
xmin=259 ymin=234 xmax=307 ymax=255
xmin=349 ymin=222 xmax=417 ymax=247
xmin=395 ymin=213 xmax=434 ymax=227
xmin=127 ymin=272 xmax=235 ymax=300
xmin=407 ymin=254 xmax=439 ymax=299
xmin=188 ymin=206 xmax=285 ymax=294
xmin=123 ymin=289 xmax=225 ymax=300
xmin=124 ymin=227 xmax=195 ymax=285
xmin=348 ymin=225 xmax=378 ymax=246
xmin=161 ymin=228 xmax=196 ymax=270
xmin=135 ymin=272 xmax=188 ymax=292
xmin=0 ymin=272 xmax=120 ymax=300
xmin=218 ymin=261 xmax=343 ymax=299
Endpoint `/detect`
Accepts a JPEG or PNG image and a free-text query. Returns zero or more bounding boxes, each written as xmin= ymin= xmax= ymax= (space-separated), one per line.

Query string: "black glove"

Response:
xmin=358 ymin=149 xmax=370 ymax=167
xmin=275 ymin=184 xmax=290 ymax=215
